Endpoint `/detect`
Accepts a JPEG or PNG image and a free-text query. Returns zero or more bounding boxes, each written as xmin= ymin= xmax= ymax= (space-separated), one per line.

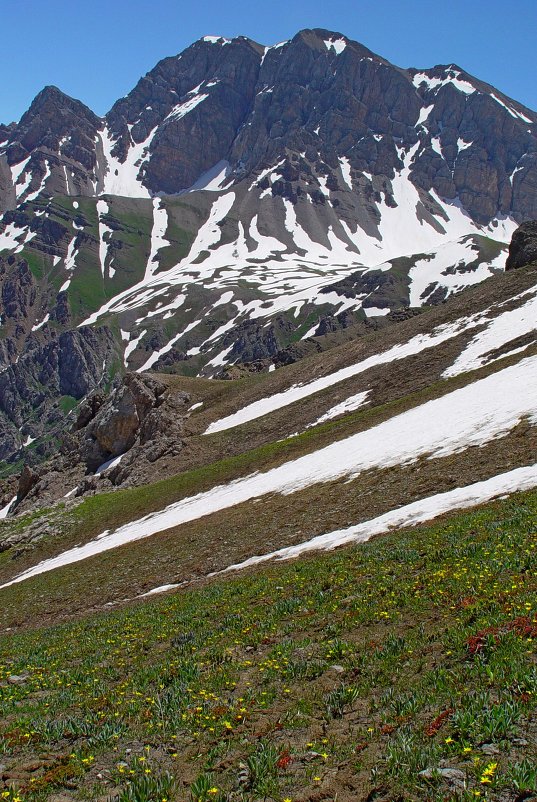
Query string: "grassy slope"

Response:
xmin=0 ymin=491 xmax=535 ymax=801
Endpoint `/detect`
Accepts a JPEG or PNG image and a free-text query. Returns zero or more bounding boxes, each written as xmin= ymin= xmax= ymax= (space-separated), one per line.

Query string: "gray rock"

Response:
xmin=506 ymin=220 xmax=537 ymax=270
xmin=419 ymin=767 xmax=466 ymax=787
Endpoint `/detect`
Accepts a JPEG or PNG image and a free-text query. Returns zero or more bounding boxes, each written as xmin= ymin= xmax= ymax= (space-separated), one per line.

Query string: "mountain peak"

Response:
xmin=21 ymin=85 xmax=100 ymax=126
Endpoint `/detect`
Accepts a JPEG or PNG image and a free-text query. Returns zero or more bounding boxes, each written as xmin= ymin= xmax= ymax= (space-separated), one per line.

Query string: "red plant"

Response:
xmin=466 ymin=616 xmax=537 ymax=656
xmin=277 ymin=749 xmax=292 ymax=769
xmin=425 ymin=708 xmax=453 ymax=737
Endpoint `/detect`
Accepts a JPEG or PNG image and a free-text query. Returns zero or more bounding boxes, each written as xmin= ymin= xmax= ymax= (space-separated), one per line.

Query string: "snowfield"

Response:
xmin=2 ymin=353 xmax=537 ymax=589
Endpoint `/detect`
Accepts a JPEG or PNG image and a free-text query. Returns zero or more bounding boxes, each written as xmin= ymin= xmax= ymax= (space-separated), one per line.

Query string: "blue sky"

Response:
xmin=2 ymin=0 xmax=536 ymax=122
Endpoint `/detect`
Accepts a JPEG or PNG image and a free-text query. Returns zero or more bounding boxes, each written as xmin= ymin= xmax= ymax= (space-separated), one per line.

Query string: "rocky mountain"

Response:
xmin=0 ymin=31 xmax=537 ymax=801
xmin=1 ymin=28 xmax=537 ymax=468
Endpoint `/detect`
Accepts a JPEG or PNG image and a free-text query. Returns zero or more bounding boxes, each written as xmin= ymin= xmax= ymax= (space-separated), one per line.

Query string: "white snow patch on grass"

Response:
xmin=444 ymin=286 xmax=537 ymax=377
xmin=3 ymin=355 xmax=537 ymax=588
xmin=205 ymin=307 xmax=484 ymax=434
xmin=97 ymin=199 xmax=113 ymax=277
xmin=310 ymin=391 xmax=370 ymax=427
xmin=31 ymin=313 xmax=50 ymax=332
xmin=145 ymin=198 xmax=169 ymax=279
xmin=217 ymin=463 xmax=537 ymax=572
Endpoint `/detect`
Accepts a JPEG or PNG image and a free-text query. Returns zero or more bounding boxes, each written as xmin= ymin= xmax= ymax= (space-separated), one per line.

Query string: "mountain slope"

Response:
xmin=0 ymin=28 xmax=536 ymax=467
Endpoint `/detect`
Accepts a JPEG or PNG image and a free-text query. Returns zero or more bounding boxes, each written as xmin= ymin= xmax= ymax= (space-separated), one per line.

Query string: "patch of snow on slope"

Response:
xmin=94 ymin=453 xmax=125 ymax=476
xmin=217 ymin=463 xmax=537 ymax=571
xmin=203 ymin=311 xmax=489 ymax=434
xmin=100 ymin=125 xmax=157 ymax=198
xmin=0 ymin=222 xmax=30 ymax=253
xmin=431 ymin=137 xmax=442 ymax=155
xmin=324 ymin=38 xmax=346 ymax=54
xmin=457 ymin=138 xmax=473 ymax=152
xmin=64 ymin=235 xmax=79 ymax=272
xmin=0 ymin=496 xmax=16 ymax=520
xmin=408 ymin=237 xmax=496 ymax=307
xmin=31 ymin=313 xmax=50 ymax=332
xmin=364 ymin=306 xmax=391 ymax=317
xmin=339 ymin=157 xmax=352 ymax=189
xmin=412 ymin=70 xmax=476 ymax=95
xmin=96 ymin=199 xmax=113 ymax=277
xmin=25 ymin=160 xmax=51 ymax=202
xmin=489 ymin=93 xmax=533 ymax=124
xmin=136 ymin=319 xmax=201 ymax=372
xmin=202 ymin=35 xmax=230 ymax=45
xmin=185 ymin=160 xmax=231 ymax=192
xmin=145 ymin=199 xmax=169 ymax=280
xmin=444 ymin=286 xmax=537 ymax=377
xmin=416 ymin=105 xmax=434 ymax=126
xmin=3 ymin=355 xmax=537 ymax=588
xmin=123 ymin=329 xmax=147 ymax=367
xmin=310 ymin=391 xmax=370 ymax=427
xmin=10 ymin=157 xmax=30 ymax=193
xmin=165 ymin=93 xmax=209 ymax=122
xmin=79 ymin=192 xmax=236 ymax=327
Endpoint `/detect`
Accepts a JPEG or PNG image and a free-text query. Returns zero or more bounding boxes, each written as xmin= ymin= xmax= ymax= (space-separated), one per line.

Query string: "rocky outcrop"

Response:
xmin=9 ymin=374 xmax=192 ymax=513
xmin=80 ymin=373 xmax=168 ymax=470
xmin=506 ymin=221 xmax=537 ymax=270
xmin=107 ymin=36 xmax=264 ymax=193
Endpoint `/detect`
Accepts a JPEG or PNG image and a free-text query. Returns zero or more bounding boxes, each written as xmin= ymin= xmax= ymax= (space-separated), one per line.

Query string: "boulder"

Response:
xmin=506 ymin=220 xmax=537 ymax=270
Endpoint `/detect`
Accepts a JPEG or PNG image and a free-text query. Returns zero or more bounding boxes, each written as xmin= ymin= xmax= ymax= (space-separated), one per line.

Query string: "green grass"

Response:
xmin=58 ymin=395 xmax=78 ymax=414
xmin=0 ymin=491 xmax=535 ymax=801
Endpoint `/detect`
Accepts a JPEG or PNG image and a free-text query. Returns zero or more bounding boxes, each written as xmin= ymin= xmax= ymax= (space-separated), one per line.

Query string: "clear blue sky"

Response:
xmin=2 ymin=0 xmax=536 ymax=123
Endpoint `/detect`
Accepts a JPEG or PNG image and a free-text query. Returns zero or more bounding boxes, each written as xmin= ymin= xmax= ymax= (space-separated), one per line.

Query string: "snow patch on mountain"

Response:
xmin=100 ymin=125 xmax=157 ymax=198
xmin=145 ymin=198 xmax=169 ymax=279
xmin=324 ymin=38 xmax=346 ymax=55
xmin=444 ymin=285 xmax=537 ymax=377
xmin=408 ymin=237 xmax=502 ymax=306
xmin=97 ymin=199 xmax=113 ymax=277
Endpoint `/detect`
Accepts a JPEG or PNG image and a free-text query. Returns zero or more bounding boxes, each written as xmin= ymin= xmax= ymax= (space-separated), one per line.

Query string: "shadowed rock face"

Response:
xmin=506 ymin=221 xmax=537 ymax=270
